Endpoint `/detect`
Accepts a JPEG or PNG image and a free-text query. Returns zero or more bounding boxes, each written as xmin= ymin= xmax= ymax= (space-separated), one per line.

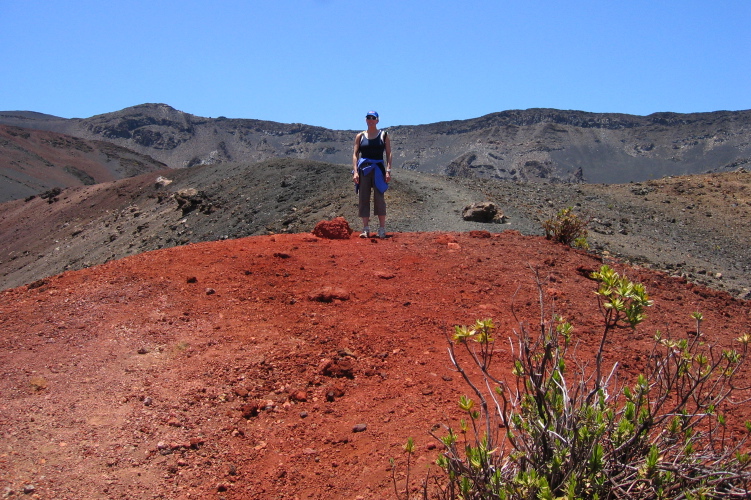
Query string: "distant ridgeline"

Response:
xmin=1 ymin=104 xmax=749 ymax=197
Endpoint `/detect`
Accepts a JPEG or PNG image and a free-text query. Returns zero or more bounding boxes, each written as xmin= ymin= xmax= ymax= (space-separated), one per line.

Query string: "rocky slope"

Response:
xmin=1 ymin=104 xmax=749 ymax=190
xmin=1 ymin=159 xmax=749 ymax=300
xmin=0 ymin=124 xmax=167 ymax=203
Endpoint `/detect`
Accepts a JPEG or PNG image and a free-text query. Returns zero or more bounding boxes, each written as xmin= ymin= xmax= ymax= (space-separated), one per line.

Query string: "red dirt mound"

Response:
xmin=1 ymin=231 xmax=750 ymax=499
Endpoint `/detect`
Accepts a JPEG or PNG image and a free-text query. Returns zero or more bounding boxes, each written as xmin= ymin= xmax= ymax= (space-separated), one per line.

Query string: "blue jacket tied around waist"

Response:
xmin=355 ymin=158 xmax=389 ymax=194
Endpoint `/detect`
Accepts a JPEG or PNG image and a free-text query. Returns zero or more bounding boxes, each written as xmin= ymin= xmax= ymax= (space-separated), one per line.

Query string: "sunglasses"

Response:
xmin=366 ymin=115 xmax=377 ymax=120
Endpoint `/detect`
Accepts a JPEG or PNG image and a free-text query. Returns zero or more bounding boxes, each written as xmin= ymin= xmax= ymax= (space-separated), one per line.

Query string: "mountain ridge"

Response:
xmin=2 ymin=104 xmax=749 ymax=189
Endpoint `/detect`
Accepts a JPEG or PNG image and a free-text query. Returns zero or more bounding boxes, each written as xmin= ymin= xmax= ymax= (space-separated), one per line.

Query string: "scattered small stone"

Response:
xmin=290 ymin=390 xmax=308 ymax=402
xmin=186 ymin=276 xmax=198 ymax=283
xmin=469 ymin=230 xmax=492 ymax=238
xmin=205 ymin=288 xmax=216 ymax=295
xmin=137 ymin=347 xmax=149 ymax=355
xmin=240 ymin=402 xmax=261 ymax=419
xmin=320 ymin=358 xmax=355 ymax=378
xmin=143 ymin=397 xmax=152 ymax=406
xmin=23 ymin=484 xmax=35 ymax=494
xmin=300 ymin=411 xmax=308 ymax=418
xmin=308 ymin=287 xmax=350 ymax=303
xmin=338 ymin=348 xmax=357 ymax=358
xmin=352 ymin=423 xmax=367 ymax=433
xmin=155 ymin=176 xmax=173 ymax=187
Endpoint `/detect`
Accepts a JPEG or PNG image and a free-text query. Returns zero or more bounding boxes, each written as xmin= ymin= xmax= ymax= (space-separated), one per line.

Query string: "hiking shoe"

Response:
xmin=359 ymin=227 xmax=370 ymax=238
xmin=377 ymin=227 xmax=386 ymax=239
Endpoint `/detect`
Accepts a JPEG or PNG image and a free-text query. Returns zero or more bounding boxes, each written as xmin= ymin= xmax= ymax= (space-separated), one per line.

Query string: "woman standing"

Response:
xmin=352 ymin=111 xmax=392 ymax=238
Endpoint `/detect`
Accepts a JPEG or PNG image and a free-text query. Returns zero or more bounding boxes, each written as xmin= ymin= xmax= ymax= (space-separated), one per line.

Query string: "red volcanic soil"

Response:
xmin=2 ymin=229 xmax=750 ymax=499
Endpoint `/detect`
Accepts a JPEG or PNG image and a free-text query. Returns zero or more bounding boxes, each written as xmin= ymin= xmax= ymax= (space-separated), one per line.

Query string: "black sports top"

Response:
xmin=359 ymin=131 xmax=386 ymax=160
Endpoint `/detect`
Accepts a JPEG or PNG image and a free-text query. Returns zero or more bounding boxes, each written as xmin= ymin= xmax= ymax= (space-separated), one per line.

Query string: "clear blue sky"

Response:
xmin=1 ymin=0 xmax=749 ymax=130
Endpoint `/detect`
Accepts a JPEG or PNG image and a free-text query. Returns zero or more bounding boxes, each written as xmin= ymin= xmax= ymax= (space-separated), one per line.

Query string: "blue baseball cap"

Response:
xmin=366 ymin=111 xmax=379 ymax=118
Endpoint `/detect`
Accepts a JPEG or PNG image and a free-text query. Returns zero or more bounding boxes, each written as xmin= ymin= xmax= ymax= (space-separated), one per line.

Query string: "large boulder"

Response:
xmin=462 ymin=202 xmax=505 ymax=223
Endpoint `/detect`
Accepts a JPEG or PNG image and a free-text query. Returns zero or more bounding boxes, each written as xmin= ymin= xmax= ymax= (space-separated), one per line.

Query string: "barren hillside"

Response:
xmin=2 ymin=229 xmax=750 ymax=499
xmin=2 ymin=105 xmax=749 ymax=189
xmin=1 ymin=159 xmax=749 ymax=299
xmin=0 ymin=124 xmax=167 ymax=203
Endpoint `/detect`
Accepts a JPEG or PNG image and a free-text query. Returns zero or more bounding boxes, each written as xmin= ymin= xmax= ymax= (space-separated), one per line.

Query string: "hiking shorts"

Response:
xmin=358 ymin=169 xmax=386 ymax=217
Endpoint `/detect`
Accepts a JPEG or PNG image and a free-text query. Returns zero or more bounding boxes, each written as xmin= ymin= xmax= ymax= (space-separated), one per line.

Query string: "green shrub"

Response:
xmin=428 ymin=265 xmax=751 ymax=499
xmin=542 ymin=207 xmax=590 ymax=248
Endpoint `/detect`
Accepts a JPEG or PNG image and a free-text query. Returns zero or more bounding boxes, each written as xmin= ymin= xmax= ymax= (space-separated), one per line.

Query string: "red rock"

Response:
xmin=308 ymin=287 xmax=350 ymax=303
xmin=469 ymin=230 xmax=492 ymax=238
xmin=312 ymin=217 xmax=353 ymax=239
xmin=290 ymin=390 xmax=308 ymax=402
xmin=321 ymin=359 xmax=355 ymax=378
xmin=435 ymin=234 xmax=458 ymax=245
xmin=240 ymin=402 xmax=261 ymax=419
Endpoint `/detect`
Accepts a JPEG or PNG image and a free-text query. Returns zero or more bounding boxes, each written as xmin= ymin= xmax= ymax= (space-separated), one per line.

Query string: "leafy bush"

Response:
xmin=542 ymin=207 xmax=589 ymax=248
xmin=427 ymin=265 xmax=751 ymax=499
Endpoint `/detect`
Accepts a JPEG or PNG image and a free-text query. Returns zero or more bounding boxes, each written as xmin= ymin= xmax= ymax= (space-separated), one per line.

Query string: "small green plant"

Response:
xmin=542 ymin=206 xmax=590 ymax=248
xmin=429 ymin=265 xmax=751 ymax=499
xmin=392 ymin=436 xmax=430 ymax=500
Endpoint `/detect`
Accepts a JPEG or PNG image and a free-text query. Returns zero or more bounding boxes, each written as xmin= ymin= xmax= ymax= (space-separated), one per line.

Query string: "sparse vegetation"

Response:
xmin=39 ymin=187 xmax=62 ymax=203
xmin=424 ymin=265 xmax=751 ymax=499
xmin=392 ymin=436 xmax=424 ymax=500
xmin=542 ymin=206 xmax=590 ymax=248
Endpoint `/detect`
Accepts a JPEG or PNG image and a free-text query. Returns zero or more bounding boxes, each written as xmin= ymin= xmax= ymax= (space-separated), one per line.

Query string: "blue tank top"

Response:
xmin=359 ymin=131 xmax=386 ymax=160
